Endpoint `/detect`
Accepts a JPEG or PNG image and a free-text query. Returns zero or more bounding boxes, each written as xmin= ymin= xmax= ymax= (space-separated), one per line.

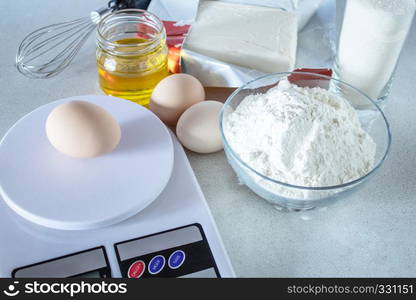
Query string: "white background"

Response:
xmin=0 ymin=0 xmax=415 ymax=276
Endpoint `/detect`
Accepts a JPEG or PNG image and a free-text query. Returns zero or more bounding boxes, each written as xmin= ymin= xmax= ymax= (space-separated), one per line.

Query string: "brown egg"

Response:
xmin=150 ymin=74 xmax=205 ymax=125
xmin=46 ymin=101 xmax=121 ymax=158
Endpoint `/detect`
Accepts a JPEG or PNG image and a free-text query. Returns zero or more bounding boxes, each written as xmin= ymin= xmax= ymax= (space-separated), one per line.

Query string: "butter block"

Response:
xmin=183 ymin=0 xmax=297 ymax=73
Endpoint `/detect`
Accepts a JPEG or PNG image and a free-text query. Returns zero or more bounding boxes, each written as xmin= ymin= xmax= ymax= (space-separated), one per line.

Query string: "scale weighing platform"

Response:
xmin=0 ymin=95 xmax=235 ymax=278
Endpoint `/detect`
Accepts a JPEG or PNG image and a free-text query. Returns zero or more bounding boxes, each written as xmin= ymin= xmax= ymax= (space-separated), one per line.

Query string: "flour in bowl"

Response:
xmin=224 ymin=79 xmax=376 ymax=193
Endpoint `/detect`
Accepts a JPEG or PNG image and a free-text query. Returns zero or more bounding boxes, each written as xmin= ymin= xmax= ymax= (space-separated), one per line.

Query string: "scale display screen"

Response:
xmin=72 ymin=271 xmax=102 ymax=278
xmin=12 ymin=247 xmax=111 ymax=278
xmin=115 ymin=223 xmax=220 ymax=278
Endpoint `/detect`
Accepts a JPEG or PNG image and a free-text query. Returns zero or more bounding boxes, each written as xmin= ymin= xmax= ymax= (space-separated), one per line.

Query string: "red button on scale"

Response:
xmin=128 ymin=260 xmax=145 ymax=278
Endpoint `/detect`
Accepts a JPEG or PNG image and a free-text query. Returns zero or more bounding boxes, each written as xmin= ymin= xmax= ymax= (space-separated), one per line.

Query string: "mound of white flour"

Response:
xmin=224 ymin=79 xmax=376 ymax=189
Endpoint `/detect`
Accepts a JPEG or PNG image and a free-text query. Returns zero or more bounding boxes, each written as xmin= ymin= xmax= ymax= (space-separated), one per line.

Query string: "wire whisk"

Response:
xmin=15 ymin=7 xmax=111 ymax=79
xmin=15 ymin=1 xmax=152 ymax=79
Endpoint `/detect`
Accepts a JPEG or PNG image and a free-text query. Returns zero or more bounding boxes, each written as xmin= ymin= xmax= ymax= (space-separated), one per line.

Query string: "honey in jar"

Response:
xmin=96 ymin=9 xmax=169 ymax=107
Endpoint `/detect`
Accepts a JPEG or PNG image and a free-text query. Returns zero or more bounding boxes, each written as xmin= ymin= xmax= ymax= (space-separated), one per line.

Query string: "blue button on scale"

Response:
xmin=168 ymin=250 xmax=186 ymax=269
xmin=148 ymin=255 xmax=166 ymax=275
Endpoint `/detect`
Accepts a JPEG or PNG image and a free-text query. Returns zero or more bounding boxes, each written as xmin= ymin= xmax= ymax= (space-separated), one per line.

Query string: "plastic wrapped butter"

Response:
xmin=183 ymin=0 xmax=297 ymax=73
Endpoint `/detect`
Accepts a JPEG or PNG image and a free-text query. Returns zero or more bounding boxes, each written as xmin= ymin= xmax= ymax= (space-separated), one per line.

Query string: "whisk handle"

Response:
xmin=90 ymin=7 xmax=112 ymax=24
xmin=91 ymin=0 xmax=152 ymax=24
xmin=109 ymin=0 xmax=152 ymax=10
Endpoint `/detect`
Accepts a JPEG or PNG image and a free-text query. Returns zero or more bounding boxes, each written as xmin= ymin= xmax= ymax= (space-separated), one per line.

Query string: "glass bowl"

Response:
xmin=220 ymin=72 xmax=391 ymax=211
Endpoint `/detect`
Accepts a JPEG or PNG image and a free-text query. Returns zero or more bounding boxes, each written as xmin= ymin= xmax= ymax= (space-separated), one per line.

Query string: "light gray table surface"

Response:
xmin=1 ymin=0 xmax=415 ymax=277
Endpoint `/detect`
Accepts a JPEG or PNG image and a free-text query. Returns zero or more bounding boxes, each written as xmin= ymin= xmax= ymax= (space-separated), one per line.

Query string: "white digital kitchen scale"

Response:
xmin=0 ymin=95 xmax=235 ymax=278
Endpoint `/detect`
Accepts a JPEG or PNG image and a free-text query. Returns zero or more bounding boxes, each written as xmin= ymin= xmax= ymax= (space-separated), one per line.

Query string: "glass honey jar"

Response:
xmin=96 ymin=9 xmax=169 ymax=107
